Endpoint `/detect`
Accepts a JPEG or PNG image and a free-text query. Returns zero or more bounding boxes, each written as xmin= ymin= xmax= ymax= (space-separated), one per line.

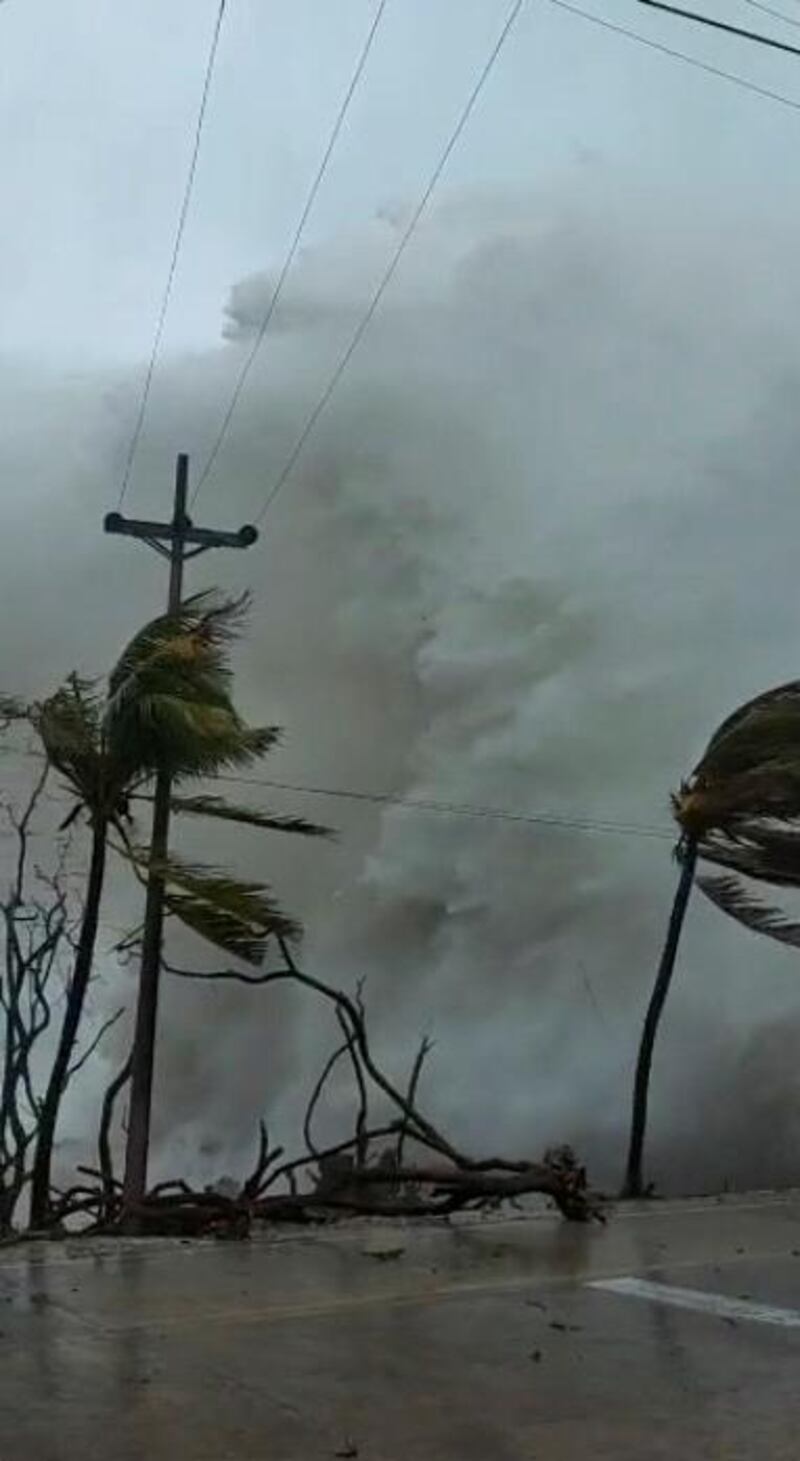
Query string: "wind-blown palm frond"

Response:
xmin=701 ymin=680 xmax=800 ymax=769
xmin=169 ymin=722 xmax=283 ymax=779
xmin=162 ymin=864 xmax=300 ymax=964
xmin=105 ymin=593 xmax=280 ymax=782
xmin=108 ymin=591 xmax=249 ymax=700
xmin=697 ymin=821 xmax=800 ymax=890
xmin=167 ymin=792 xmax=331 ymax=839
xmin=33 ymin=676 xmax=106 ymax=809
xmin=121 ymin=844 xmax=300 ymax=964
xmin=676 ymin=682 xmax=800 ymax=837
xmin=114 ymin=699 xmax=279 ymax=783
xmin=671 ymin=681 xmax=800 ymax=920
xmin=668 ymin=695 xmax=800 ymax=959
xmin=26 ymin=590 xmax=315 ymax=970
xmin=163 ymin=892 xmax=270 ymax=965
xmin=696 ymin=872 xmax=800 ymax=950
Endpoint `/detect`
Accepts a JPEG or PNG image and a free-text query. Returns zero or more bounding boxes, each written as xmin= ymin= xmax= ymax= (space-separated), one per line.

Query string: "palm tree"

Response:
xmin=17 ymin=592 xmax=326 ymax=1226
xmin=623 ymin=679 xmax=800 ymax=1198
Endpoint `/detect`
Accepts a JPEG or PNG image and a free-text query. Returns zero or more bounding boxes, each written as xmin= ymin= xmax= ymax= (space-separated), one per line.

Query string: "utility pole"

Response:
xmin=104 ymin=453 xmax=257 ymax=1215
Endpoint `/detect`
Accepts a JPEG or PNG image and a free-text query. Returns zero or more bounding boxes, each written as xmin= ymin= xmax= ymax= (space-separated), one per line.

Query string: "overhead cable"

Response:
xmin=118 ymin=0 xmax=228 ymax=508
xmin=250 ymin=0 xmax=526 ymax=529
xmin=549 ymin=0 xmax=800 ymax=113
xmin=635 ymin=0 xmax=800 ymax=57
xmin=191 ymin=0 xmax=390 ymax=506
xmin=742 ymin=0 xmax=800 ymax=32
xmin=218 ymin=772 xmax=674 ymax=841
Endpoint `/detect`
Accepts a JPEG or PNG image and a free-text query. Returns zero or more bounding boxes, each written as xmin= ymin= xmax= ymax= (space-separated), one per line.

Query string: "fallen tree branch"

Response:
xmin=258 ymin=1122 xmax=404 ymax=1199
xmin=43 ymin=947 xmax=602 ymax=1239
xmin=91 ymin=1142 xmax=601 ymax=1237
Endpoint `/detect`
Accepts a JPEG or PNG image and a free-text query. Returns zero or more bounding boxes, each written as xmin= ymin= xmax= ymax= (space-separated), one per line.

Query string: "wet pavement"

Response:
xmin=2 ymin=1190 xmax=800 ymax=1459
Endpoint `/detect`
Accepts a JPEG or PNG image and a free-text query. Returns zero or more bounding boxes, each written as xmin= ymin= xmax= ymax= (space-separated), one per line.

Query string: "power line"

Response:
xmin=250 ymin=0 xmax=525 ymax=529
xmin=549 ymin=0 xmax=800 ymax=113
xmin=117 ymin=0 xmax=228 ymax=509
xmin=743 ymin=0 xmax=800 ymax=31
xmin=218 ymin=772 xmax=674 ymax=842
xmin=191 ymin=0 xmax=390 ymax=508
xmin=635 ymin=0 xmax=800 ymax=57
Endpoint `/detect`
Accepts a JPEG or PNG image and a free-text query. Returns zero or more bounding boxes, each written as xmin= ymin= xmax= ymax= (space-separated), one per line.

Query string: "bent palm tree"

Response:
xmin=623 ymin=680 xmax=800 ymax=1199
xmin=17 ymin=592 xmax=327 ymax=1226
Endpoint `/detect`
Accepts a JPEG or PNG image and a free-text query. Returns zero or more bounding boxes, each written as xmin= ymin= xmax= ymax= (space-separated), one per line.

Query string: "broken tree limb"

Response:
xmin=105 ymin=1142 xmax=601 ymax=1235
xmin=52 ymin=945 xmax=602 ymax=1240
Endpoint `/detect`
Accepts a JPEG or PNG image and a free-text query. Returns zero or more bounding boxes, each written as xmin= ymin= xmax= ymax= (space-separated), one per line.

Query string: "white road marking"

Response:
xmin=590 ymin=1276 xmax=800 ymax=1329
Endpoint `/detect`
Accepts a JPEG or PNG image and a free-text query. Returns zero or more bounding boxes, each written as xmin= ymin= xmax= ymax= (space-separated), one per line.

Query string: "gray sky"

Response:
xmin=2 ymin=0 xmax=800 ymax=364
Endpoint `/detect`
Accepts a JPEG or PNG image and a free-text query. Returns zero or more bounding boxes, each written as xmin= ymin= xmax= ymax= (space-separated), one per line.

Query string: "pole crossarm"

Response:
xmin=104 ymin=511 xmax=258 ymax=553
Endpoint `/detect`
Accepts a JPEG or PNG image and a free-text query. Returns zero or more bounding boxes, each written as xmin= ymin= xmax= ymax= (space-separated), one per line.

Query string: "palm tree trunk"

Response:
xmin=29 ymin=820 xmax=108 ymax=1228
xmin=121 ymin=765 xmax=172 ymax=1220
xmin=622 ymin=835 xmax=698 ymax=1199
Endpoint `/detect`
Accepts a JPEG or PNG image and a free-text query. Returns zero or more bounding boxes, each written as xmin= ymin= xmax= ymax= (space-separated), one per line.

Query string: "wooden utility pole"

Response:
xmin=104 ymin=453 xmax=257 ymax=1213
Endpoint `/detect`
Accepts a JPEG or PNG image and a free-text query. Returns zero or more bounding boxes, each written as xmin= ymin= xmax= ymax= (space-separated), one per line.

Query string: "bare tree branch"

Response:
xmin=241 ymin=1120 xmax=283 ymax=1201
xmin=338 ymin=1009 xmax=368 ymax=1166
xmin=165 ymin=947 xmax=462 ymax=1166
xmin=0 ymin=768 xmax=91 ymax=1232
xmin=67 ymin=1008 xmax=125 ymax=1080
xmin=303 ymin=1040 xmax=350 ymax=1160
xmin=397 ymin=1036 xmax=433 ymax=1168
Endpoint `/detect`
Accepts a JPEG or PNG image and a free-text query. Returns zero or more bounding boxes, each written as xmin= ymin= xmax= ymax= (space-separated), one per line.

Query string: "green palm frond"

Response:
xmin=698 ymin=822 xmax=800 ymax=891
xmin=109 ymin=589 xmax=248 ymax=682
xmin=36 ymin=675 xmax=101 ymax=753
xmin=184 ymin=718 xmax=280 ymax=780
xmin=168 ymin=792 xmax=331 ymax=839
xmin=164 ymin=873 xmax=299 ymax=965
xmin=701 ymin=681 xmax=800 ymax=772
xmin=667 ymin=679 xmax=800 ymax=950
xmin=8 ymin=589 xmax=314 ymax=969
xmin=105 ymin=593 xmax=278 ymax=782
xmin=111 ymin=699 xmax=272 ymax=781
xmin=697 ymin=873 xmax=800 ymax=949
xmin=122 ymin=844 xmax=300 ymax=963
xmin=675 ymin=681 xmax=800 ymax=838
xmin=107 ymin=591 xmax=249 ymax=711
xmin=33 ymin=675 xmax=105 ymax=807
xmin=163 ymin=892 xmax=269 ymax=965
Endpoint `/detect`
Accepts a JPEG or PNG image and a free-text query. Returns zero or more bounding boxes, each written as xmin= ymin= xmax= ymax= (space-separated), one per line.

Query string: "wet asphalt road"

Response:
xmin=2 ymin=1191 xmax=800 ymax=1459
